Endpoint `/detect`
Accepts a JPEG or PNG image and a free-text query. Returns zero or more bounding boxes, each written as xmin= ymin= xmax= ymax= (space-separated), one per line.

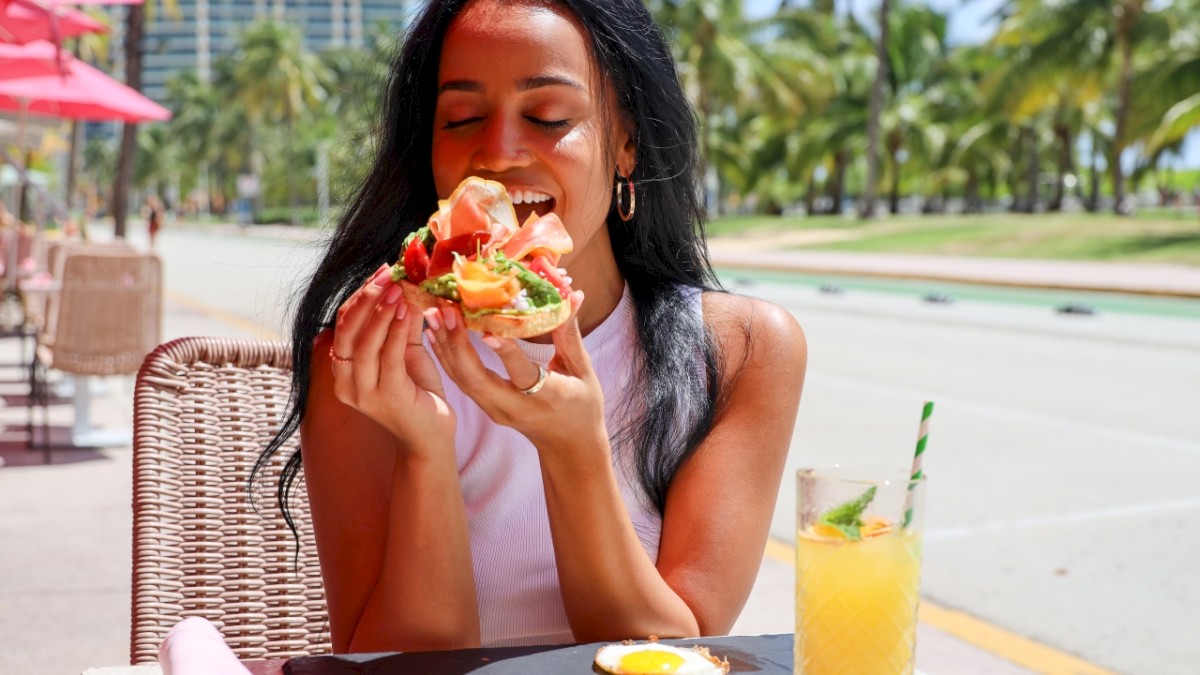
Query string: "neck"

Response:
xmin=525 ymin=239 xmax=624 ymax=344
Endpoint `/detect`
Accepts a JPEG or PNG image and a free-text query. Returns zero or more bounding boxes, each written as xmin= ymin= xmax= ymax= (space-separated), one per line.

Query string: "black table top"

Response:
xmin=284 ymin=633 xmax=793 ymax=674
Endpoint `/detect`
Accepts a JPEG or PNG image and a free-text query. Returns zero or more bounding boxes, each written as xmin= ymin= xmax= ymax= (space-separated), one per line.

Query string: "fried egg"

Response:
xmin=594 ymin=642 xmax=729 ymax=674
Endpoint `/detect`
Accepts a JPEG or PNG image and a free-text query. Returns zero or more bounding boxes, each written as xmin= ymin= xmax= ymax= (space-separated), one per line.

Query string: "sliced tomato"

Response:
xmin=528 ymin=255 xmax=571 ymax=300
xmin=428 ymin=231 xmax=490 ymax=278
xmin=402 ymin=236 xmax=431 ymax=283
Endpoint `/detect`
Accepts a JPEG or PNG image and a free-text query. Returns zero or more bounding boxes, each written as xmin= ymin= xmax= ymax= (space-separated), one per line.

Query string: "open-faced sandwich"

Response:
xmin=391 ymin=177 xmax=574 ymax=339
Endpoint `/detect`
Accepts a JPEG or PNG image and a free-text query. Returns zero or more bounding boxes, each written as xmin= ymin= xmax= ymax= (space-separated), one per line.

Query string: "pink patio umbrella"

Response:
xmin=0 ymin=38 xmax=69 ymax=77
xmin=0 ymin=39 xmax=168 ymax=290
xmin=0 ymin=0 xmax=106 ymax=45
xmin=0 ymin=41 xmax=170 ymax=122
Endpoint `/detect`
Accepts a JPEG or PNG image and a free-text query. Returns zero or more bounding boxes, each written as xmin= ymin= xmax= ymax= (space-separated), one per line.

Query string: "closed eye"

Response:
xmin=527 ymin=116 xmax=571 ymax=130
xmin=443 ymin=117 xmax=484 ymax=130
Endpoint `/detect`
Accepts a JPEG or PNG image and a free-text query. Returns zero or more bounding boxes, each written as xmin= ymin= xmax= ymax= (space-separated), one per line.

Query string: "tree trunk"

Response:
xmin=1087 ymin=140 xmax=1101 ymax=213
xmin=1111 ymin=17 xmax=1137 ymax=215
xmin=285 ymin=114 xmax=299 ymax=226
xmin=112 ymin=3 xmax=145 ymax=239
xmin=860 ymin=0 xmax=890 ymax=219
xmin=65 ymin=121 xmax=81 ymax=212
xmin=804 ymin=171 xmax=817 ymax=215
xmin=827 ymin=150 xmax=848 ymax=215
xmin=888 ymin=148 xmax=901 ymax=215
xmin=1048 ymin=125 xmax=1073 ymax=212
xmin=1025 ymin=125 xmax=1039 ymax=213
xmin=965 ymin=169 xmax=980 ymax=213
xmin=1009 ymin=128 xmax=1025 ymax=213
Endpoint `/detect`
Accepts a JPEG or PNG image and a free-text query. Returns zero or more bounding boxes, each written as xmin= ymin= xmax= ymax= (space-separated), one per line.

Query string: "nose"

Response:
xmin=472 ymin=116 xmax=531 ymax=173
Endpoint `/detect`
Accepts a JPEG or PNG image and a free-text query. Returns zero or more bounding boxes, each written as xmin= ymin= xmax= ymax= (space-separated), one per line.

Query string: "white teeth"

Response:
xmin=510 ymin=190 xmax=551 ymax=205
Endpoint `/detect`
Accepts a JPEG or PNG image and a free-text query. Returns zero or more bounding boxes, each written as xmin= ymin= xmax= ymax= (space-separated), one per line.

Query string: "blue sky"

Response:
xmin=745 ymin=0 xmax=1004 ymax=44
xmin=742 ymin=0 xmax=1200 ymax=170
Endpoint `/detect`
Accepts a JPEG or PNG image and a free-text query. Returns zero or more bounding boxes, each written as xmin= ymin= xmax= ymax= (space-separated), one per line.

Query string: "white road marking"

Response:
xmin=809 ymin=371 xmax=1200 ymax=455
xmin=926 ymin=496 xmax=1200 ymax=541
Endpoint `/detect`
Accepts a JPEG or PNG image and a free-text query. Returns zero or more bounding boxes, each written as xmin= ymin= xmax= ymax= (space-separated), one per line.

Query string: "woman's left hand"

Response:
xmin=422 ymin=291 xmax=607 ymax=460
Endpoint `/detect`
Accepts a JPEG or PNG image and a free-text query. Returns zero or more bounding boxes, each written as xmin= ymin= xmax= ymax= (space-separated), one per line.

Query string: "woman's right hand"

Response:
xmin=327 ymin=264 xmax=456 ymax=452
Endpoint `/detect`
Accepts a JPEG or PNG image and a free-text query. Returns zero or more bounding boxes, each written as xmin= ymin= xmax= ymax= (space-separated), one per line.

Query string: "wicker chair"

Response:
xmin=25 ymin=239 xmax=136 ymax=336
xmin=29 ymin=250 xmax=161 ymax=451
xmin=130 ymin=337 xmax=331 ymax=664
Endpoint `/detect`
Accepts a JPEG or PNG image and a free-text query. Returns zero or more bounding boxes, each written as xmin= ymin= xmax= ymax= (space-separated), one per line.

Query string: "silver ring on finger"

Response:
xmin=516 ymin=364 xmax=548 ymax=395
xmin=329 ymin=345 xmax=354 ymax=365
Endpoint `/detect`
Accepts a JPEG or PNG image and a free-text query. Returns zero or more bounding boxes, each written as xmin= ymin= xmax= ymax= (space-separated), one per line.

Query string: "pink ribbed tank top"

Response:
xmin=435 ymin=285 xmax=675 ymax=647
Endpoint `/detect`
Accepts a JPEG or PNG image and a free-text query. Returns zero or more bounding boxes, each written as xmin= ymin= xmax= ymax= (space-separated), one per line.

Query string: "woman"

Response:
xmin=255 ymin=0 xmax=806 ymax=654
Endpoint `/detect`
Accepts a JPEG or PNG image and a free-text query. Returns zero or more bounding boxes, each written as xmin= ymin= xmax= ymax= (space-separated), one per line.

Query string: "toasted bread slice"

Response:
xmin=399 ymin=280 xmax=570 ymax=339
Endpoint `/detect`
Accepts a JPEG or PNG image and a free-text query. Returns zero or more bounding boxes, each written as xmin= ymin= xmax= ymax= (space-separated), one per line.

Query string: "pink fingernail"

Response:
xmin=424 ymin=309 xmax=441 ymax=332
xmin=482 ymin=335 xmax=502 ymax=350
xmin=395 ymin=300 xmax=408 ymax=320
xmin=383 ymin=284 xmax=403 ymax=305
xmin=373 ymin=265 xmax=393 ymax=286
xmin=443 ymin=308 xmax=457 ymax=331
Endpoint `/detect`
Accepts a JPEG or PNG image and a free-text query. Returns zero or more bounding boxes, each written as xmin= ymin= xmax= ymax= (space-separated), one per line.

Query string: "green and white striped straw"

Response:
xmin=902 ymin=401 xmax=933 ymax=528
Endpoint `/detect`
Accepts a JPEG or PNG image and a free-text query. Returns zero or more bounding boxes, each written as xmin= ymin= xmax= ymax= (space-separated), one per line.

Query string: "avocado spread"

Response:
xmin=489 ymin=254 xmax=561 ymax=310
xmin=403 ymin=250 xmax=563 ymax=314
xmin=420 ymin=273 xmax=460 ymax=302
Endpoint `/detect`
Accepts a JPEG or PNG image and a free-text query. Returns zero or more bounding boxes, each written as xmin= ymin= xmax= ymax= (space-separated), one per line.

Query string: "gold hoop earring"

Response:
xmin=614 ymin=173 xmax=636 ymax=222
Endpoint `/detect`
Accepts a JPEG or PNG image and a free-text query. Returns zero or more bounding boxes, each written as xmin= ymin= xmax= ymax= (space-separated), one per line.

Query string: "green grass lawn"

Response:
xmin=708 ymin=210 xmax=1200 ymax=265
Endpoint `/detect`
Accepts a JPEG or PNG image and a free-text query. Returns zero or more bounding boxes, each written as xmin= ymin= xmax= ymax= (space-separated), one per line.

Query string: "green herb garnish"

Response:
xmin=816 ymin=486 xmax=876 ymax=541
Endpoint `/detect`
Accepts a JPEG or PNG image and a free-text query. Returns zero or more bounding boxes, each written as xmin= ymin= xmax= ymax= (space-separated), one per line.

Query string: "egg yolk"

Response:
xmin=618 ymin=649 xmax=686 ymax=673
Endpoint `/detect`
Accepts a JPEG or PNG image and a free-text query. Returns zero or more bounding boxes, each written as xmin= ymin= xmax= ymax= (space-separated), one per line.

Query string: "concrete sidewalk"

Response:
xmin=9 ymin=225 xmax=1187 ymax=673
xmin=708 ymin=244 xmax=1200 ymax=299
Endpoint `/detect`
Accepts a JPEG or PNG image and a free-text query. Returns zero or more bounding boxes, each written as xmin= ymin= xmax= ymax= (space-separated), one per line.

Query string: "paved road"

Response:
xmin=728 ymin=272 xmax=1200 ymax=675
xmin=142 ymin=224 xmax=1200 ymax=674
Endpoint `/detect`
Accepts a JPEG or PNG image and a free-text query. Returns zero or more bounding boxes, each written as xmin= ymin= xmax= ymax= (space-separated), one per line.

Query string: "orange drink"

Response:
xmin=795 ymin=466 xmax=926 ymax=675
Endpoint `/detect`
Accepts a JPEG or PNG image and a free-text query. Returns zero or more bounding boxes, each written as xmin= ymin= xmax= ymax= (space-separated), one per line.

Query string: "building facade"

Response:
xmin=137 ymin=0 xmax=407 ymax=103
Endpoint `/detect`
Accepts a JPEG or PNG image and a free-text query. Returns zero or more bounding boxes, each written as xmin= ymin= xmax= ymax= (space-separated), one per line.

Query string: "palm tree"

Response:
xmin=652 ymin=0 xmax=802 ymax=214
xmin=318 ymin=24 xmax=398 ymax=196
xmin=996 ymin=0 xmax=1170 ymax=215
xmin=112 ymin=0 xmax=177 ymax=238
xmin=64 ymin=29 xmax=112 ymax=213
xmin=1143 ymin=0 xmax=1200 ymax=163
xmin=111 ymin=3 xmax=144 ymax=238
xmin=877 ymin=3 xmax=951 ymax=214
xmin=770 ymin=5 xmax=874 ymax=215
xmin=82 ymin=137 xmax=117 ymax=220
xmin=229 ymin=21 xmax=327 ymax=224
xmin=164 ymin=70 xmax=242 ymax=217
xmin=860 ymin=0 xmax=891 ymax=219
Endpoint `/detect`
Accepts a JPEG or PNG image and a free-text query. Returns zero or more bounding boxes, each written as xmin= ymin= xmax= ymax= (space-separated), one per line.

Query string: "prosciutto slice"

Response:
xmin=428 ymin=177 xmax=519 ymax=243
xmin=500 ymin=212 xmax=573 ymax=265
xmin=421 ymin=177 xmax=573 ymax=269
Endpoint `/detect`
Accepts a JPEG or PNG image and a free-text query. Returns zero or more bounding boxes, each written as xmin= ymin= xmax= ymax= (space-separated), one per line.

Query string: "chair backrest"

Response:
xmin=45 ymin=251 xmax=161 ymax=376
xmin=46 ymin=239 xmax=135 ymax=279
xmin=31 ymin=239 xmax=136 ymax=335
xmin=131 ymin=337 xmax=330 ymax=664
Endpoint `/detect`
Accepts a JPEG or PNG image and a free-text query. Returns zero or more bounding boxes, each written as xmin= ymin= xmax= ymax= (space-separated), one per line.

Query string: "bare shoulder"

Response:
xmin=701 ymin=290 xmax=807 ymax=381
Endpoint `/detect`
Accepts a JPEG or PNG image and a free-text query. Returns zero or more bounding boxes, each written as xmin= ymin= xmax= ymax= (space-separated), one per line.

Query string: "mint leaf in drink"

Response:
xmin=817 ymin=486 xmax=876 ymax=542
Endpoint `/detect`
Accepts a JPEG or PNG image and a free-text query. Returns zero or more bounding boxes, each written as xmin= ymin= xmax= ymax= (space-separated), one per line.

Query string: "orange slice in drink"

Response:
xmin=860 ymin=516 xmax=894 ymax=538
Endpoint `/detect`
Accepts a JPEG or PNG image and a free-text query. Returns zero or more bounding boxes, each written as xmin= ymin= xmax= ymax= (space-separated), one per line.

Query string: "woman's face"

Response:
xmin=432 ymin=0 xmax=634 ymax=279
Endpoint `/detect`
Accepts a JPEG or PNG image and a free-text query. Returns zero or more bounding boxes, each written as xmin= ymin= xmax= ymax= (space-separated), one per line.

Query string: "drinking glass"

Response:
xmin=795 ymin=465 xmax=926 ymax=675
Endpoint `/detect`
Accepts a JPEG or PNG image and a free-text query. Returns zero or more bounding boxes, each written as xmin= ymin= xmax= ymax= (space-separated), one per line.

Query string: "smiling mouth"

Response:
xmin=510 ymin=191 xmax=555 ymax=223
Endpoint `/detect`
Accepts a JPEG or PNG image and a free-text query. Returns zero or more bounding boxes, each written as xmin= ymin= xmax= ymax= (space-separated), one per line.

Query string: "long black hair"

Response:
xmin=253 ymin=0 xmax=724 ymax=530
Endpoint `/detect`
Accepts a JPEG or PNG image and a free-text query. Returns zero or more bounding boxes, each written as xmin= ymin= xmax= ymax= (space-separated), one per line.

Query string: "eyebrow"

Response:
xmin=437 ymin=74 xmax=586 ymax=95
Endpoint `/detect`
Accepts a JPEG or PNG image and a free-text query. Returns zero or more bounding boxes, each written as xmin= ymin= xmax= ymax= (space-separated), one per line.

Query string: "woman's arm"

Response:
xmin=301 ymin=271 xmax=480 ymax=652
xmin=654 ymin=294 xmax=806 ymax=634
xmin=545 ymin=294 xmax=804 ymax=639
xmin=422 ymin=293 xmax=806 ymax=641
